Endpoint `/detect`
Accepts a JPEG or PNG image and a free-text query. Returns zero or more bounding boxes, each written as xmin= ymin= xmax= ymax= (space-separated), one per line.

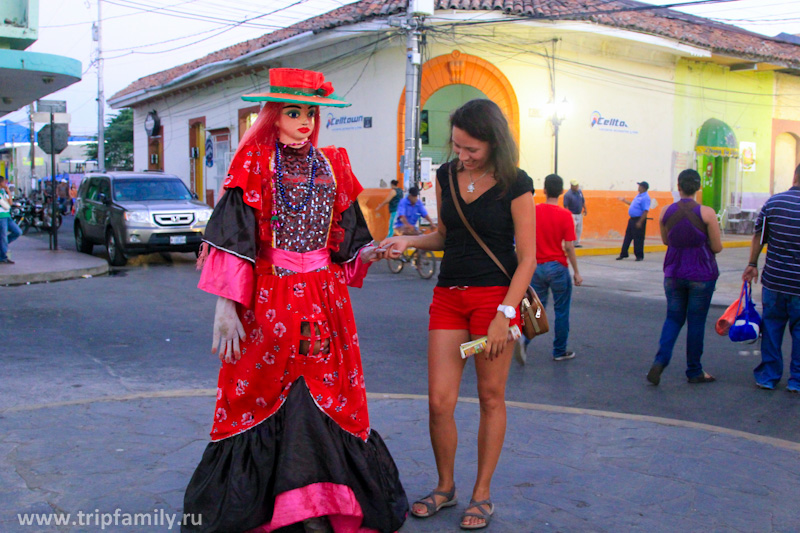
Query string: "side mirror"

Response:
xmin=191 ymin=192 xmax=198 ymax=200
xmin=98 ymin=193 xmax=111 ymax=205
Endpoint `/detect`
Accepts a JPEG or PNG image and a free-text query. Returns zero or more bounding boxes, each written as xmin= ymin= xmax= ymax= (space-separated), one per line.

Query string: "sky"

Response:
xmin=4 ymin=0 xmax=800 ymax=136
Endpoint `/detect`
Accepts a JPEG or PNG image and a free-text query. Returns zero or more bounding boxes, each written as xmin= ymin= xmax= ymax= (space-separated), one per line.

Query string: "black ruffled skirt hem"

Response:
xmin=182 ymin=377 xmax=408 ymax=532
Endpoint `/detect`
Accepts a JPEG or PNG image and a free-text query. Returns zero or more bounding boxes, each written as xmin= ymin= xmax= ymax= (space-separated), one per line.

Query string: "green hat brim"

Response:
xmin=242 ymin=92 xmax=351 ymax=108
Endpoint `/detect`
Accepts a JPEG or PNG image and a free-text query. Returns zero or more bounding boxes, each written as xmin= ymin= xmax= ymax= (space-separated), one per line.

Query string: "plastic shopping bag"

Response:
xmin=715 ymin=298 xmax=740 ymax=336
xmin=728 ymin=281 xmax=762 ymax=344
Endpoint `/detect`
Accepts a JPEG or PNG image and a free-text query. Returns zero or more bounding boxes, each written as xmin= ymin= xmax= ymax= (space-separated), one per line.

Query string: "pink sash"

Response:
xmin=257 ymin=247 xmax=331 ymax=274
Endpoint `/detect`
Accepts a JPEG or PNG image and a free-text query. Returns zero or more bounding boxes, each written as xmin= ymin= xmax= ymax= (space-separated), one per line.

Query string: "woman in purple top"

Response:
xmin=647 ymin=169 xmax=723 ymax=385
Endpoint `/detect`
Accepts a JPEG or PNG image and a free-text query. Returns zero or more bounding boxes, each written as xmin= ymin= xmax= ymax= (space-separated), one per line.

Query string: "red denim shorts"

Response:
xmin=429 ymin=286 xmax=521 ymax=336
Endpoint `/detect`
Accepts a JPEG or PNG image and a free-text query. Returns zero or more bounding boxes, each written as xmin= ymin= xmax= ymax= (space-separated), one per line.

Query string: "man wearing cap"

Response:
xmin=563 ymin=179 xmax=587 ymax=247
xmin=617 ymin=181 xmax=651 ymax=261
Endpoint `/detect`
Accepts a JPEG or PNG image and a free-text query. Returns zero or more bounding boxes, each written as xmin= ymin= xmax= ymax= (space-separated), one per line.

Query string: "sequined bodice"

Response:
xmin=264 ymin=143 xmax=335 ymax=253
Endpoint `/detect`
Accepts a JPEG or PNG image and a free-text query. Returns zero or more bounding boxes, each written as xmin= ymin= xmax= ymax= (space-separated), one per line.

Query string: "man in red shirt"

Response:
xmin=515 ymin=174 xmax=583 ymax=364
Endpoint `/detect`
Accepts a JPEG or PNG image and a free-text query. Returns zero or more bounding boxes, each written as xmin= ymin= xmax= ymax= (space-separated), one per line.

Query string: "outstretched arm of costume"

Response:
xmin=198 ymin=247 xmax=255 ymax=308
xmin=212 ymin=296 xmax=246 ymax=363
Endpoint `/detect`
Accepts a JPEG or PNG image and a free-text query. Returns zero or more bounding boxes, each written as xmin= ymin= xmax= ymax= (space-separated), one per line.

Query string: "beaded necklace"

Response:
xmin=273 ymin=141 xmax=317 ymax=220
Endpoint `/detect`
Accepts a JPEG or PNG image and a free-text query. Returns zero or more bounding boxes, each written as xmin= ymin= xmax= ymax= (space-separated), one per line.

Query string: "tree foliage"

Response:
xmin=86 ymin=108 xmax=134 ymax=171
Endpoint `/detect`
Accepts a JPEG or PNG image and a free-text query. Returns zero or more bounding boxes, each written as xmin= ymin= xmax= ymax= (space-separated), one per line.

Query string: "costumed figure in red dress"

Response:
xmin=183 ymin=68 xmax=408 ymax=533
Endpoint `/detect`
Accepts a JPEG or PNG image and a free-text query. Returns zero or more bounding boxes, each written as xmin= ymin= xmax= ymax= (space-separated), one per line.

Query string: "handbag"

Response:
xmin=0 ymin=195 xmax=10 ymax=211
xmin=447 ymin=166 xmax=548 ymax=339
xmin=728 ymin=281 xmax=762 ymax=344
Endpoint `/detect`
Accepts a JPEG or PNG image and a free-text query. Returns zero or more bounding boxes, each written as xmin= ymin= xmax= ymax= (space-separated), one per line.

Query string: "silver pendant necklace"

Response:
xmin=467 ymin=168 xmax=490 ymax=193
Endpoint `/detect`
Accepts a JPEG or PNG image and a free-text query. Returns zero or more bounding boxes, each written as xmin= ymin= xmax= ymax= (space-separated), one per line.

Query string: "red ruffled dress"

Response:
xmin=183 ymin=142 xmax=407 ymax=533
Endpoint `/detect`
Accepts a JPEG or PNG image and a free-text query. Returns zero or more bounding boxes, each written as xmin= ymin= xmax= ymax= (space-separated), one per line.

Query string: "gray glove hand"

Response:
xmin=212 ymin=297 xmax=246 ymax=363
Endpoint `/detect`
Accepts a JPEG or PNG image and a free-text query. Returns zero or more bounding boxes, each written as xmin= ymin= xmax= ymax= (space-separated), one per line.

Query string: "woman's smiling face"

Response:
xmin=451 ymin=126 xmax=491 ymax=171
xmin=276 ymin=104 xmax=317 ymax=145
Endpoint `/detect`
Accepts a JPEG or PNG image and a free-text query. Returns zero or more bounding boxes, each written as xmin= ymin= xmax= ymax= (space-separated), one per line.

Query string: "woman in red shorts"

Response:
xmin=381 ymin=99 xmax=536 ymax=530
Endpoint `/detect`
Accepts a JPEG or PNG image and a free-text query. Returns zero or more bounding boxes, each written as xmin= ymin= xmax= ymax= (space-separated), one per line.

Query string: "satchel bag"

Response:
xmin=728 ymin=281 xmax=762 ymax=344
xmin=448 ymin=167 xmax=548 ymax=339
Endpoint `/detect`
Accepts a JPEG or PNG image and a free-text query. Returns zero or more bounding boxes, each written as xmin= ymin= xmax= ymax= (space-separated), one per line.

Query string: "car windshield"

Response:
xmin=113 ymin=179 xmax=192 ymax=201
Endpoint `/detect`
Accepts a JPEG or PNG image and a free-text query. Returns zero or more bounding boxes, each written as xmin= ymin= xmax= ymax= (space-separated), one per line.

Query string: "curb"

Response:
xmin=0 ymin=263 xmax=109 ymax=286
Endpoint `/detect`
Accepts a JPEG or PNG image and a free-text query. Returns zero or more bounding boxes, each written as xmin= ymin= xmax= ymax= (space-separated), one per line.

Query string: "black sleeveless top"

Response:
xmin=436 ymin=160 xmax=534 ymax=287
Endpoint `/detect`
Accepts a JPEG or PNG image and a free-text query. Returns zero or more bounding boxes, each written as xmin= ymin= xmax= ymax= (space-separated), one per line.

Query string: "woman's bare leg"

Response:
xmin=463 ymin=339 xmax=514 ymax=527
xmin=411 ymin=329 xmax=469 ymax=515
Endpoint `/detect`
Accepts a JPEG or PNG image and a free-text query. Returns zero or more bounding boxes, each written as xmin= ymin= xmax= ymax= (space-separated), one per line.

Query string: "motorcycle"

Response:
xmin=11 ymin=195 xmax=62 ymax=234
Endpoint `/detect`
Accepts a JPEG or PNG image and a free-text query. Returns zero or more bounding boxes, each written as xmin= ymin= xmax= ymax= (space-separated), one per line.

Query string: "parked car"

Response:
xmin=73 ymin=171 xmax=214 ymax=266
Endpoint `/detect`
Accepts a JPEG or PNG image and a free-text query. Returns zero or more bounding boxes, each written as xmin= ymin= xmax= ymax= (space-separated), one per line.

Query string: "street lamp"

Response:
xmin=545 ymin=97 xmax=570 ymax=174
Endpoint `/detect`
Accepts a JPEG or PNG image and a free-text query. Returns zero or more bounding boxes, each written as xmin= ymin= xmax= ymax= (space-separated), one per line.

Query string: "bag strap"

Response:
xmin=663 ymin=200 xmax=707 ymax=235
xmin=448 ymin=164 xmax=512 ymax=282
xmin=735 ymin=281 xmax=748 ymax=317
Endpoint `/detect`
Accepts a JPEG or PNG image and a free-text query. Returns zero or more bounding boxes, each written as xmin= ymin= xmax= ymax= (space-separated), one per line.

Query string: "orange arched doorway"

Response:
xmin=396 ymin=50 xmax=520 ymax=184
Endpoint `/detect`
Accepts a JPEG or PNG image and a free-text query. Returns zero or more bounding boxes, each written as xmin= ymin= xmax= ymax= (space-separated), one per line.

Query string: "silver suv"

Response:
xmin=74 ymin=171 xmax=214 ymax=266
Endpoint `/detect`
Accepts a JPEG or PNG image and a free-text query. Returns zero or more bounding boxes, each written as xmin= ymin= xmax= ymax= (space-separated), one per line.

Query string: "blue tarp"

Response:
xmin=0 ymin=120 xmax=95 ymax=144
xmin=0 ymin=120 xmax=31 ymax=144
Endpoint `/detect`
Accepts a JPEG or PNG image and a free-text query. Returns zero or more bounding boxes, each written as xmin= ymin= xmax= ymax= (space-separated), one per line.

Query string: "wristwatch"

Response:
xmin=497 ymin=304 xmax=516 ymax=319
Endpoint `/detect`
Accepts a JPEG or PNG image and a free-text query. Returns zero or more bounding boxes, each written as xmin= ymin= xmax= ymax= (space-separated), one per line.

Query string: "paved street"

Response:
xmin=2 ymin=222 xmax=799 ymax=532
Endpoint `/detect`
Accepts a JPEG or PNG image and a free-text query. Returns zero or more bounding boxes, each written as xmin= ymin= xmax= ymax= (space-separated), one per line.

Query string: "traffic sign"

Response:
xmin=37 ymin=100 xmax=67 ymax=114
xmin=32 ymin=112 xmax=71 ymax=124
xmin=38 ymin=124 xmax=70 ymax=154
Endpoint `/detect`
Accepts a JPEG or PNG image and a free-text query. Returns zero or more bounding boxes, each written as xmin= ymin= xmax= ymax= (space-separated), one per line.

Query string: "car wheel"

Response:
xmin=106 ymin=227 xmax=127 ymax=266
xmin=75 ymin=222 xmax=93 ymax=254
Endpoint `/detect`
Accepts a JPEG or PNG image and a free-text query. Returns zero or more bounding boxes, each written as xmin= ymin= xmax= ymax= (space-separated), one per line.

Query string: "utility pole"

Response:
xmin=403 ymin=17 xmax=422 ymax=190
xmin=28 ymin=104 xmax=35 ymax=195
xmin=94 ymin=0 xmax=105 ymax=171
xmin=390 ymin=1 xmax=432 ymax=190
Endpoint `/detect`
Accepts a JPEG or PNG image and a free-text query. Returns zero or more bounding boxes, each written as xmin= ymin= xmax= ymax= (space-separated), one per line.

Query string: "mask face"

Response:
xmin=276 ymin=104 xmax=317 ymax=145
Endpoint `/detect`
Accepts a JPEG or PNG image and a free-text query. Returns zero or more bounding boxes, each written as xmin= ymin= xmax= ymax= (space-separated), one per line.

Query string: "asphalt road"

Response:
xmin=4 ymin=218 xmax=798 ymax=446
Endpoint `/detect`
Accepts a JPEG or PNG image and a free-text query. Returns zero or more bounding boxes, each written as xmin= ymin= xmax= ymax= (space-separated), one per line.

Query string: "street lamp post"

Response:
xmin=547 ymin=97 xmax=569 ymax=174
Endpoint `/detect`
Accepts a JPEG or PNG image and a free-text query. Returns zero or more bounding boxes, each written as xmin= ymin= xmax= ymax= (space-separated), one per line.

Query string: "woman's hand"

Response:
xmin=484 ymin=313 xmax=510 ymax=360
xmin=377 ymin=236 xmax=412 ymax=260
xmin=212 ymin=297 xmax=246 ymax=363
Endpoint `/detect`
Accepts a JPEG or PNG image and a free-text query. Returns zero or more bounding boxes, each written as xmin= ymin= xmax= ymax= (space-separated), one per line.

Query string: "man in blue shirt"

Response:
xmin=616 ymin=181 xmax=651 ymax=261
xmin=743 ymin=164 xmax=800 ymax=392
xmin=395 ymin=186 xmax=435 ymax=235
xmin=563 ymin=179 xmax=587 ymax=247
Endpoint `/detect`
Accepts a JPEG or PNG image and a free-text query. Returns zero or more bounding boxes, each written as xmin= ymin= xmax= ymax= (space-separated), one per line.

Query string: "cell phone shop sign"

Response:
xmin=590 ymin=111 xmax=638 ymax=135
xmin=326 ymin=113 xmax=373 ymax=131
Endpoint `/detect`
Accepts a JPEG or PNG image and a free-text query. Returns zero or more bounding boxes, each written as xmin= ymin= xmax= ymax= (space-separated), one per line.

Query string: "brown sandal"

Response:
xmin=688 ymin=372 xmax=716 ymax=383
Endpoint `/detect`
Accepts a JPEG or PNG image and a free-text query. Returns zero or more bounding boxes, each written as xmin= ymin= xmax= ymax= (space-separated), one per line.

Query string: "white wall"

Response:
xmin=128 ymin=21 xmax=683 ymax=195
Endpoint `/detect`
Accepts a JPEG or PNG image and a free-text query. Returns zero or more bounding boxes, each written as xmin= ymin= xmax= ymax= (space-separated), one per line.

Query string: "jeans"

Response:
xmin=620 ymin=217 xmax=646 ymax=259
xmin=387 ymin=210 xmax=397 ymax=238
xmin=0 ymin=217 xmax=22 ymax=261
xmin=754 ymin=287 xmax=800 ymax=389
xmin=654 ymin=277 xmax=716 ymax=378
xmin=529 ymin=261 xmax=572 ymax=357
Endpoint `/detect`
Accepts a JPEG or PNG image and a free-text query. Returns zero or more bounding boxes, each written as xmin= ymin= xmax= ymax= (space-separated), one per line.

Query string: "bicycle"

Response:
xmin=387 ymin=247 xmax=436 ymax=279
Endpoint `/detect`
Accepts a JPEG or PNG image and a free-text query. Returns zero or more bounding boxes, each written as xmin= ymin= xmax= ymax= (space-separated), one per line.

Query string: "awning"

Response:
xmin=695 ymin=118 xmax=738 ymax=158
xmin=0 ymin=50 xmax=82 ymax=116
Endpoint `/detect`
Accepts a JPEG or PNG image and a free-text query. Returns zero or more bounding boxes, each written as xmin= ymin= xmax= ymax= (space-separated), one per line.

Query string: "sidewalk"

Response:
xmin=572 ymin=233 xmax=752 ymax=257
xmin=1 ymin=392 xmax=798 ymax=532
xmin=0 ymin=235 xmax=108 ymax=286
